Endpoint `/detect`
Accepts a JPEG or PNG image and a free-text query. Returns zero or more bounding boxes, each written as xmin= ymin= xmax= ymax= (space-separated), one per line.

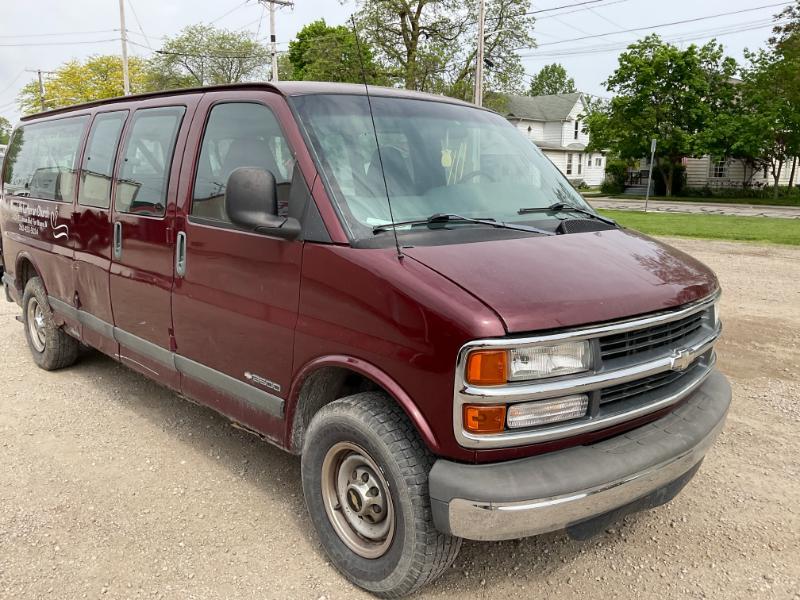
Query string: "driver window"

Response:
xmin=192 ymin=102 xmax=295 ymax=223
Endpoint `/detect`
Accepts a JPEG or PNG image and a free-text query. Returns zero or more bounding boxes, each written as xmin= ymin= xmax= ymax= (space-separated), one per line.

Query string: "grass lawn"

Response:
xmin=605 ymin=194 xmax=800 ymax=207
xmin=598 ymin=209 xmax=800 ymax=246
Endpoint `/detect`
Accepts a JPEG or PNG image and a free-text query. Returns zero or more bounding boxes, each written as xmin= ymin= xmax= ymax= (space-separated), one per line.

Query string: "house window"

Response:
xmin=595 ymin=156 xmax=602 ymax=167
xmin=711 ymin=159 xmax=727 ymax=178
xmin=574 ymin=120 xmax=579 ymax=140
xmin=577 ymin=153 xmax=582 ymax=175
xmin=587 ymin=154 xmax=593 ymax=166
xmin=566 ymin=153 xmax=573 ymax=175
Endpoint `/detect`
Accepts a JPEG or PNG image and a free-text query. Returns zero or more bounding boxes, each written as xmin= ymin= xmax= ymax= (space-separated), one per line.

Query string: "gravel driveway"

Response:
xmin=1 ymin=237 xmax=798 ymax=600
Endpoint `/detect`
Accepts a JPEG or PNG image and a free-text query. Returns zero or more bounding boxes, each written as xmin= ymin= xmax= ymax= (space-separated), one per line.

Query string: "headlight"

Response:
xmin=465 ymin=340 xmax=592 ymax=386
xmin=508 ymin=340 xmax=592 ymax=381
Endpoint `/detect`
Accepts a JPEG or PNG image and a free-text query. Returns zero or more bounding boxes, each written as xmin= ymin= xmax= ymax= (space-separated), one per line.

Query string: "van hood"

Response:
xmin=403 ymin=229 xmax=718 ymax=334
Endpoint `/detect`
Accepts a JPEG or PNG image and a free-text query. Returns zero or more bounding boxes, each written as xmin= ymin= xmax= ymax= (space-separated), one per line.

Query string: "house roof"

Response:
xmin=536 ymin=140 xmax=587 ymax=151
xmin=502 ymin=92 xmax=584 ymax=122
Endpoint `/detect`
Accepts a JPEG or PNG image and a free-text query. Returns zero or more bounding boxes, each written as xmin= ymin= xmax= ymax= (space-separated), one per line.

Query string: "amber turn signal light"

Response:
xmin=465 ymin=350 xmax=508 ymax=386
xmin=463 ymin=404 xmax=507 ymax=434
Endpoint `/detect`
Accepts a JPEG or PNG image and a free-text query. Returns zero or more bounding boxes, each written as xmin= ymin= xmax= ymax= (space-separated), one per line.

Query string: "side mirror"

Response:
xmin=225 ymin=167 xmax=301 ymax=240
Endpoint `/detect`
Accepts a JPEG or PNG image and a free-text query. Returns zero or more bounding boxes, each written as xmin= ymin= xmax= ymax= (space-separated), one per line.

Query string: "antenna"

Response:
xmin=350 ymin=15 xmax=403 ymax=260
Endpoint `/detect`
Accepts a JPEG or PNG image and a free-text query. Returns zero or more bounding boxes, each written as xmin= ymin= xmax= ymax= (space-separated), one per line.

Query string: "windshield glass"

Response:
xmin=291 ymin=93 xmax=592 ymax=240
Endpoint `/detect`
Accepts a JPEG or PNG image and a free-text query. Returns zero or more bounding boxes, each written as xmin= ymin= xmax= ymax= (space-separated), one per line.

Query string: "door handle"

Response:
xmin=113 ymin=221 xmax=122 ymax=260
xmin=176 ymin=231 xmax=187 ymax=277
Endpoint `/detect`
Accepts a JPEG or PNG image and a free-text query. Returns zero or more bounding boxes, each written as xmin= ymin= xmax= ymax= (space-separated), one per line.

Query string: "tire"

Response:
xmin=22 ymin=277 xmax=80 ymax=371
xmin=301 ymin=392 xmax=461 ymax=598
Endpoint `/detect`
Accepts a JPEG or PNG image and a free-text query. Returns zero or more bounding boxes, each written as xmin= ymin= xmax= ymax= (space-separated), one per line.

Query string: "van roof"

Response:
xmin=20 ymin=81 xmax=478 ymax=122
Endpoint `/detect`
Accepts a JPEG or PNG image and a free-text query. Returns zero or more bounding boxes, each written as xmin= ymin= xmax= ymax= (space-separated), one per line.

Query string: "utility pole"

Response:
xmin=474 ymin=0 xmax=486 ymax=106
xmin=259 ymin=0 xmax=293 ymax=82
xmin=25 ymin=69 xmax=55 ymax=112
xmin=118 ymin=0 xmax=130 ymax=95
xmin=36 ymin=70 xmax=46 ymax=112
xmin=645 ymin=138 xmax=657 ymax=213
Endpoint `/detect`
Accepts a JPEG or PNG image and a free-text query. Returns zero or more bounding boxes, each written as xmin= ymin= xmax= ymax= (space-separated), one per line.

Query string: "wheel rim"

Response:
xmin=27 ymin=298 xmax=47 ymax=353
xmin=321 ymin=442 xmax=395 ymax=559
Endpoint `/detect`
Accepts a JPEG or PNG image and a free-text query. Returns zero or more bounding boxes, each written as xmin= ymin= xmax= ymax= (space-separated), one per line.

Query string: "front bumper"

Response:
xmin=429 ymin=369 xmax=731 ymax=541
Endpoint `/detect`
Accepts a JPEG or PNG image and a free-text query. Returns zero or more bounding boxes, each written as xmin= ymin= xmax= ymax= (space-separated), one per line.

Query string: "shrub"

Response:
xmin=601 ymin=158 xmax=627 ymax=194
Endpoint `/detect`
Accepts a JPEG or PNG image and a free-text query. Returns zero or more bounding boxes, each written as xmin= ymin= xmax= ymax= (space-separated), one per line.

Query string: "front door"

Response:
xmin=171 ymin=93 xmax=304 ymax=442
xmin=109 ymin=103 xmax=192 ymax=389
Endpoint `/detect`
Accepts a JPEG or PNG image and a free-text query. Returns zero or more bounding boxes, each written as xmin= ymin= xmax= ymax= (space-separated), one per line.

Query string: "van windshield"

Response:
xmin=291 ymin=93 xmax=593 ymax=240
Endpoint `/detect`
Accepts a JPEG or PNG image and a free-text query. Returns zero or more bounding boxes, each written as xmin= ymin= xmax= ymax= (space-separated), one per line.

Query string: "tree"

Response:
xmin=526 ymin=63 xmax=576 ymax=96
xmin=353 ymin=0 xmax=536 ymax=100
xmin=149 ymin=24 xmax=269 ymax=88
xmin=736 ymin=49 xmax=800 ymax=197
xmin=585 ymin=35 xmax=737 ymax=196
xmin=287 ymin=19 xmax=383 ymax=84
xmin=0 ymin=116 xmax=11 ymax=145
xmin=17 ymin=55 xmax=154 ymax=115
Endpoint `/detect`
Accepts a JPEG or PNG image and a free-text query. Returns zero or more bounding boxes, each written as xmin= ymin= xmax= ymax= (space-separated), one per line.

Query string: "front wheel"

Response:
xmin=22 ymin=277 xmax=79 ymax=371
xmin=301 ymin=392 xmax=461 ymax=598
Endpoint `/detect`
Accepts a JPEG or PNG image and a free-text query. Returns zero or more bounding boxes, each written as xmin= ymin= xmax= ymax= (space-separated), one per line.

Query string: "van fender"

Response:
xmin=13 ymin=250 xmax=44 ymax=294
xmin=287 ymin=355 xmax=441 ymax=455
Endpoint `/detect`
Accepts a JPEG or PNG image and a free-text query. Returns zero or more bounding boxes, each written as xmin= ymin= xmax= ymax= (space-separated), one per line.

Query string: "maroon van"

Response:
xmin=0 ymin=83 xmax=729 ymax=597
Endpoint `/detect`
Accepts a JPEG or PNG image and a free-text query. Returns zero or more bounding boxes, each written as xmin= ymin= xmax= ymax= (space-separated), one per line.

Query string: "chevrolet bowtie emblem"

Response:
xmin=670 ymin=348 xmax=694 ymax=372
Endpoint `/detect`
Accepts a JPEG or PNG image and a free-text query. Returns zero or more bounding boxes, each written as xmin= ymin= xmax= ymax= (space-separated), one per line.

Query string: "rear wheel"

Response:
xmin=22 ymin=277 xmax=79 ymax=371
xmin=301 ymin=392 xmax=461 ymax=598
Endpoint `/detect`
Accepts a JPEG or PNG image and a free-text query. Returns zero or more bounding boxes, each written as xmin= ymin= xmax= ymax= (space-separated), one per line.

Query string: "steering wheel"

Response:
xmin=458 ymin=169 xmax=496 ymax=183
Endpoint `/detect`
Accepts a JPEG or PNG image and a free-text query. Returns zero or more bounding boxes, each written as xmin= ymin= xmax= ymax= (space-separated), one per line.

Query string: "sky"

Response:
xmin=0 ymin=0 xmax=789 ymax=124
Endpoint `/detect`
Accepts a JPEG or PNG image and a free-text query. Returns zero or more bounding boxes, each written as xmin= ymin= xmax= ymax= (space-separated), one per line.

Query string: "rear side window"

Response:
xmin=2 ymin=116 xmax=88 ymax=202
xmin=78 ymin=111 xmax=127 ymax=209
xmin=115 ymin=106 xmax=185 ymax=217
xmin=192 ymin=102 xmax=294 ymax=223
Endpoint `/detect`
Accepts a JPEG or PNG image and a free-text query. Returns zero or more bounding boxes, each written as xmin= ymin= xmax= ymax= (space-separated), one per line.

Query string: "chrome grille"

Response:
xmin=600 ymin=359 xmax=703 ymax=406
xmin=599 ymin=311 xmax=705 ymax=361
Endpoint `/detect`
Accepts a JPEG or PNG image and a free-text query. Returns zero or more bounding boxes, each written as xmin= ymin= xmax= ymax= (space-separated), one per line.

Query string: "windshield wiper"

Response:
xmin=518 ymin=202 xmax=617 ymax=226
xmin=373 ymin=213 xmax=554 ymax=236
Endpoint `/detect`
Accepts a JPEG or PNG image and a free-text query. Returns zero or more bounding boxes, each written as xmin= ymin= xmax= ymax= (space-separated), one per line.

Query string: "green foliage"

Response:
xmin=149 ymin=24 xmax=269 ymax=88
xmin=599 ymin=209 xmax=800 ymax=246
xmin=682 ymin=186 xmax=800 ymax=202
xmin=353 ymin=0 xmax=536 ymax=100
xmin=0 ymin=116 xmax=11 ymax=145
xmin=287 ymin=19 xmax=383 ymax=84
xmin=600 ymin=158 xmax=628 ymax=194
xmin=585 ymin=35 xmax=737 ymax=196
xmin=526 ymin=63 xmax=576 ymax=96
xmin=17 ymin=55 xmax=155 ymax=115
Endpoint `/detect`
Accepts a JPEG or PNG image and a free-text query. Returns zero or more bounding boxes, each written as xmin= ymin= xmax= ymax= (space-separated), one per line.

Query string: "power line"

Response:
xmin=520 ymin=1 xmax=792 ymax=51
xmin=126 ymin=0 xmax=154 ymax=50
xmin=0 ymin=38 xmax=120 ymax=48
xmin=0 ymin=29 xmax=118 ymax=39
xmin=521 ymin=18 xmax=786 ymax=59
xmin=0 ymin=70 xmax=25 ymax=97
xmin=208 ymin=0 xmax=252 ymax=25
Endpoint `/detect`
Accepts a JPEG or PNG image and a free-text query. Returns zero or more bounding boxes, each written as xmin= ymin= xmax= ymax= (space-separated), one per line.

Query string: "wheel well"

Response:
xmin=290 ymin=367 xmax=382 ymax=454
xmin=15 ymin=257 xmax=38 ymax=291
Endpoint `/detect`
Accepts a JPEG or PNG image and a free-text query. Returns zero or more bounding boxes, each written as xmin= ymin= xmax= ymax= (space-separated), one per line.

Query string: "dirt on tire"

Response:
xmin=1 ymin=236 xmax=798 ymax=599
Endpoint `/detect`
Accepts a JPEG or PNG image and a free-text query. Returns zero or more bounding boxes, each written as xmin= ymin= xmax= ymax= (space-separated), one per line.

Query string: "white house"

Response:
xmin=683 ymin=156 xmax=797 ymax=189
xmin=629 ymin=155 xmax=798 ymax=193
xmin=501 ymin=92 xmax=606 ymax=186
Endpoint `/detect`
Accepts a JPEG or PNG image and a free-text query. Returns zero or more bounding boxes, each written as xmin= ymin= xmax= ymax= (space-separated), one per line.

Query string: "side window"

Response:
xmin=78 ymin=111 xmax=127 ymax=209
xmin=115 ymin=106 xmax=185 ymax=217
xmin=192 ymin=103 xmax=295 ymax=223
xmin=2 ymin=115 xmax=88 ymax=202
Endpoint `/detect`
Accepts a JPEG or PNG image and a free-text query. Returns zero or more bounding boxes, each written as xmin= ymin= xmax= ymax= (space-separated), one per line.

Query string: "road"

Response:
xmin=589 ymin=197 xmax=800 ymax=219
xmin=1 ymin=237 xmax=799 ymax=599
